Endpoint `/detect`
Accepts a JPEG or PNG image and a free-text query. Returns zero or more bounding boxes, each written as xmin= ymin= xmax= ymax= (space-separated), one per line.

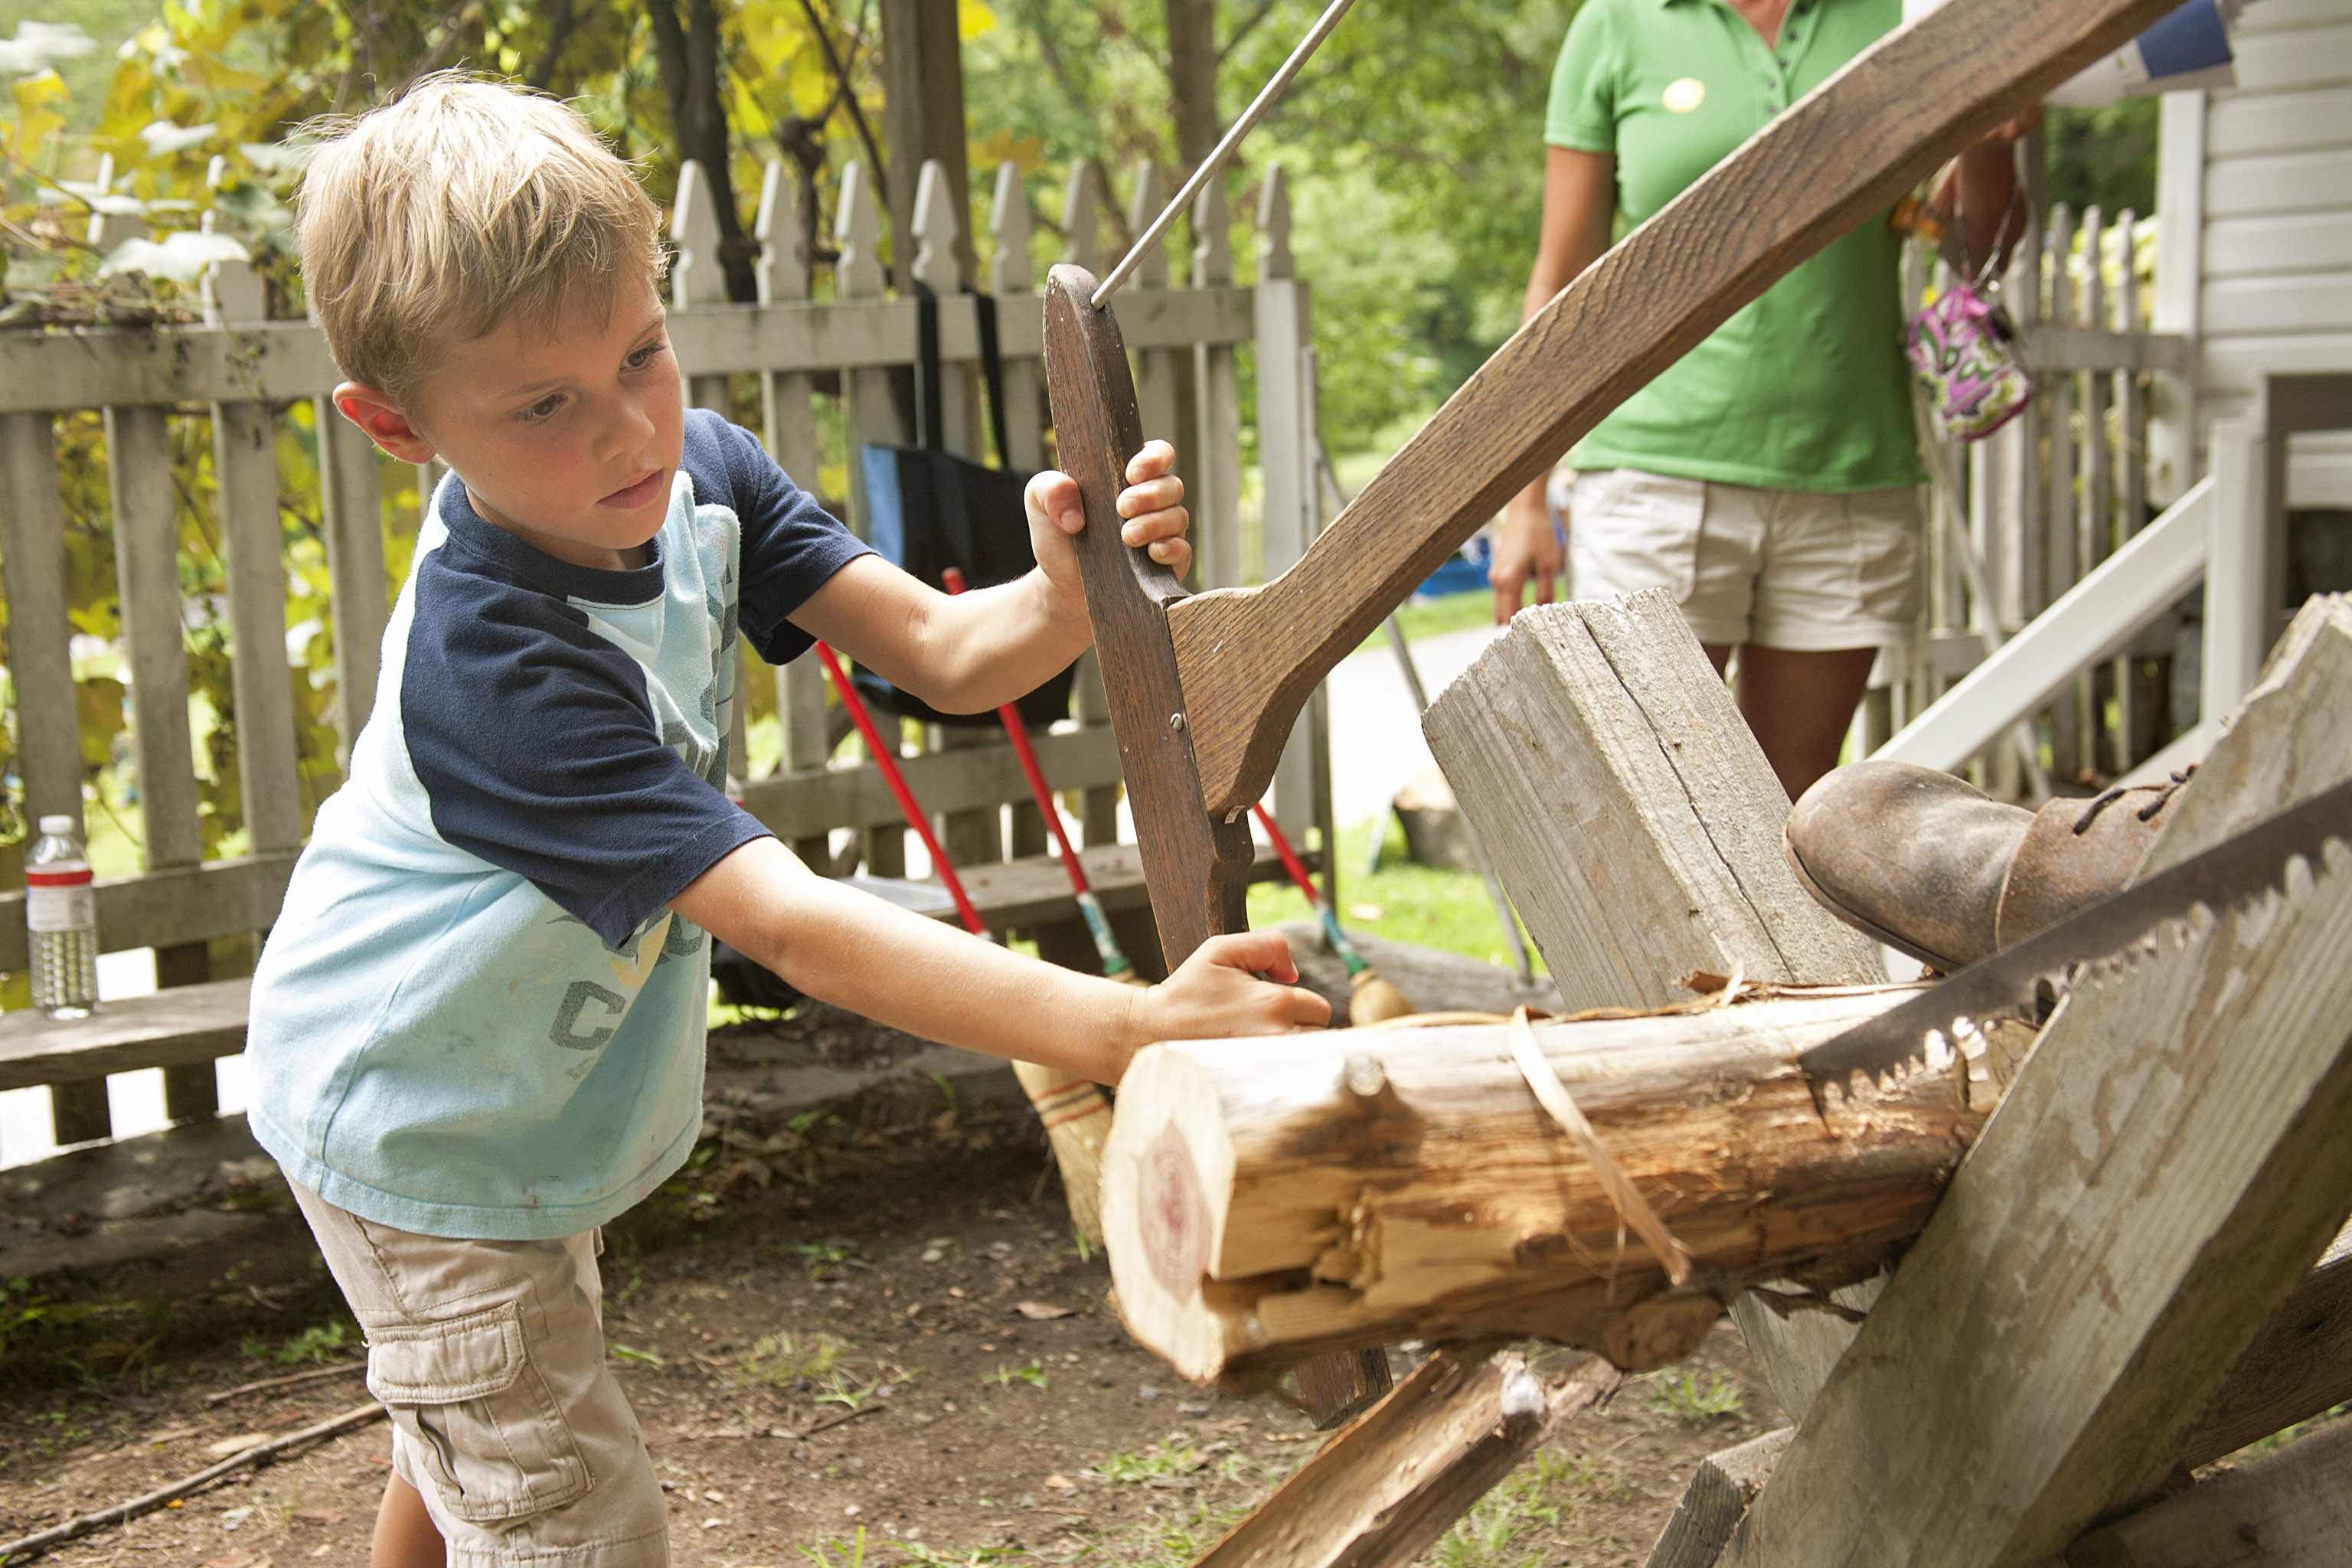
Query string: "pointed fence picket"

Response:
xmin=0 ymin=149 xmax=1315 ymax=1169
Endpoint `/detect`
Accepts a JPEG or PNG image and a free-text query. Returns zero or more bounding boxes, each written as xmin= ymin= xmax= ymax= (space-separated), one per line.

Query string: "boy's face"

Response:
xmin=337 ymin=274 xmax=684 ymax=572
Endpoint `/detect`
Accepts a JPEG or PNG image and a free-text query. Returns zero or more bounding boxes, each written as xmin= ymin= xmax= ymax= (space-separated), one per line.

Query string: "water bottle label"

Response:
xmin=26 ymin=884 xmax=95 ymax=933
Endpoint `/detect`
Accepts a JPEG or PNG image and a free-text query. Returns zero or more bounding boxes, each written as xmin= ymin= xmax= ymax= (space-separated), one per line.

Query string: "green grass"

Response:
xmin=1645 ymin=1368 xmax=1748 ymax=1429
xmin=726 ymin=1329 xmax=848 ymax=1386
xmin=1248 ymin=818 xmax=1544 ymax=978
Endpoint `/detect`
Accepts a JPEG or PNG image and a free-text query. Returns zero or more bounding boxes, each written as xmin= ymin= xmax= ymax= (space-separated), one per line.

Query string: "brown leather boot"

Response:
xmin=1782 ymin=760 xmax=2191 ymax=972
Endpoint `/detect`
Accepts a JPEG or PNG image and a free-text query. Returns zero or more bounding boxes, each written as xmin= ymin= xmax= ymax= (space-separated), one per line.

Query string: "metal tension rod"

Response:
xmin=1089 ymin=0 xmax=1361 ymax=308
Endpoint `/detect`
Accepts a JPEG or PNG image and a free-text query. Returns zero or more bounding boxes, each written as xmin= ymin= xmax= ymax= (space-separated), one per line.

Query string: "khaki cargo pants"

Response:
xmin=289 ymin=1180 xmax=671 ymax=1564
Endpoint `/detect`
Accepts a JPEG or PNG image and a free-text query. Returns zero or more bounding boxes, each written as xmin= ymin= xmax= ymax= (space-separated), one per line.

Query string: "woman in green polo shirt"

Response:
xmin=1491 ymin=0 xmax=2030 ymax=800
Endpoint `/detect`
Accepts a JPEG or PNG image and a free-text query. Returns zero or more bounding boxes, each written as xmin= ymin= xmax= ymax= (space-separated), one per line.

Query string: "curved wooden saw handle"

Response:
xmin=1040 ymin=263 xmax=1256 ymax=969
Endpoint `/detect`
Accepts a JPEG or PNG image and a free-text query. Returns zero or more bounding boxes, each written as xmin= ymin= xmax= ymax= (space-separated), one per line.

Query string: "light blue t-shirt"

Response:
xmin=247 ymin=410 xmax=870 ymax=1240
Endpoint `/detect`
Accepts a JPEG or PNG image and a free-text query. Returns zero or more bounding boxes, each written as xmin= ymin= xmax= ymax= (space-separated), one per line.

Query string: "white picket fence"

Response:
xmin=0 ymin=152 xmax=1331 ymax=1165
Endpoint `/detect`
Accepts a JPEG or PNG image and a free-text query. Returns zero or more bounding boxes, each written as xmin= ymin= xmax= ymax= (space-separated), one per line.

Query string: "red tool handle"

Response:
xmin=814 ymin=642 xmax=990 ymax=939
xmin=1249 ymin=802 xmax=1321 ymax=903
xmin=942 ymin=567 xmax=1096 ymax=898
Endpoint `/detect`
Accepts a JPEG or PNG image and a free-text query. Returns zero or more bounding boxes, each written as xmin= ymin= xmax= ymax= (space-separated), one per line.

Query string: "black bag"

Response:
xmin=854 ymin=284 xmax=1076 ymax=730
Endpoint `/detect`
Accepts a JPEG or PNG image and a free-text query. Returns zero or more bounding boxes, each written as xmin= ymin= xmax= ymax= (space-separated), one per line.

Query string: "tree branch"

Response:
xmin=793 ymin=0 xmax=890 ymax=206
xmin=1216 ymin=0 xmax=1282 ymax=65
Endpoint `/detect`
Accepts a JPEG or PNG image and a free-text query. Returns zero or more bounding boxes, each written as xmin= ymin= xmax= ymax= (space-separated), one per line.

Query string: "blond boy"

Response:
xmin=247 ymin=75 xmax=1325 ymax=1566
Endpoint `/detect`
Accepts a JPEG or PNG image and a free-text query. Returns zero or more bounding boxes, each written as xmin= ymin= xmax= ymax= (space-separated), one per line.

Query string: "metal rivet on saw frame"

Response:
xmin=1170 ymin=712 xmax=1187 ymax=731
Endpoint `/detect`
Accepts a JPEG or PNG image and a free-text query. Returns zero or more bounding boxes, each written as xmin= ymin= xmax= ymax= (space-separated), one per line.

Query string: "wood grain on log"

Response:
xmin=1162 ymin=0 xmax=2184 ymax=821
xmin=1100 ymin=991 xmax=1979 ymax=1388
xmin=2063 ymin=1419 xmax=2352 ymax=1568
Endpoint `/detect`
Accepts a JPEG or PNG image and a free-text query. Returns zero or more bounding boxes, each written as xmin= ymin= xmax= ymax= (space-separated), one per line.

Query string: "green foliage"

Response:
xmin=1093 ymin=1436 xmax=1209 ymax=1482
xmin=1644 ymin=1367 xmax=1746 ymax=1429
xmin=2047 ymin=98 xmax=2160 ymax=218
xmin=1250 ymin=816 xmax=1546 ymax=978
xmin=728 ymin=1328 xmax=850 ymax=1385
xmin=242 ymin=1315 xmax=359 ymax=1364
xmin=981 ymin=1357 xmax=1049 ymax=1390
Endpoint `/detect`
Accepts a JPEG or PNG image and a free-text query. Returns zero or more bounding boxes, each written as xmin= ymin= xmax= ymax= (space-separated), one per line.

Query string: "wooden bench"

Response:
xmin=0 ymin=842 xmax=1305 ymax=1127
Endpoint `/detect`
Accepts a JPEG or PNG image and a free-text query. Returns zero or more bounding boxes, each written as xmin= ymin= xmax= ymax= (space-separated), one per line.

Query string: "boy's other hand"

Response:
xmin=1127 ymin=929 xmax=1331 ymax=1066
xmin=1025 ymin=441 xmax=1191 ymax=604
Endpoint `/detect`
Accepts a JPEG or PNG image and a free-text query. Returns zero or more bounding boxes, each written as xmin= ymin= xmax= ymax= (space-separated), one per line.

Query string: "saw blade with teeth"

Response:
xmin=1798 ymin=773 xmax=2352 ymax=1099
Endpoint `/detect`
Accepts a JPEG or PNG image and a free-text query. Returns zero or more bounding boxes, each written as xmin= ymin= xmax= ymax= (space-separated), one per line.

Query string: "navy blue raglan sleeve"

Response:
xmin=681 ymin=411 xmax=872 ymax=665
xmin=401 ymin=553 xmax=771 ymax=950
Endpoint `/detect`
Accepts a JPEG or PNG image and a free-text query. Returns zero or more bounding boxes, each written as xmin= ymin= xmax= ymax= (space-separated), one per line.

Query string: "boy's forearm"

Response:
xmin=845 ymin=564 xmax=1093 ymax=716
xmin=701 ymin=840 xmax=1138 ymax=1080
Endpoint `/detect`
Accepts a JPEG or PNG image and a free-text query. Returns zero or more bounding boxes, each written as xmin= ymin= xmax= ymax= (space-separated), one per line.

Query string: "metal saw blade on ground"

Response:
xmin=1798 ymin=774 xmax=2352 ymax=1096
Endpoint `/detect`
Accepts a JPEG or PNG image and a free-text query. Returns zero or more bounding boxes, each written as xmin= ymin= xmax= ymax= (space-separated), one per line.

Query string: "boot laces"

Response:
xmin=2071 ymin=764 xmax=2198 ymax=835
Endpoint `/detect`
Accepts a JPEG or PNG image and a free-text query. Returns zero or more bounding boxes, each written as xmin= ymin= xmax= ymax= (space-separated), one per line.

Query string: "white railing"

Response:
xmin=1879 ymin=371 xmax=2352 ymax=784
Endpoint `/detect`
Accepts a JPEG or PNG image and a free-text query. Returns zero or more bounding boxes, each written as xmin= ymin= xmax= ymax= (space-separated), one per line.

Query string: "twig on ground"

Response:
xmin=0 ymin=1401 xmax=387 ymax=1563
xmin=202 ymin=1360 xmax=368 ymax=1406
xmin=786 ymin=1403 xmax=888 ymax=1441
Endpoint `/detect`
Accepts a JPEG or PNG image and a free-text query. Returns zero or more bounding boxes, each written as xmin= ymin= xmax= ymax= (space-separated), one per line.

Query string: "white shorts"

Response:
xmin=1566 ymin=469 xmax=1923 ymax=652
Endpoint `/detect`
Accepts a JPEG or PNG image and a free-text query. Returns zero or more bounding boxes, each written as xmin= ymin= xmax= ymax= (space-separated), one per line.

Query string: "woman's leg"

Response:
xmin=374 ymin=1472 xmax=445 ymax=1568
xmin=1733 ymin=645 xmax=1879 ymax=801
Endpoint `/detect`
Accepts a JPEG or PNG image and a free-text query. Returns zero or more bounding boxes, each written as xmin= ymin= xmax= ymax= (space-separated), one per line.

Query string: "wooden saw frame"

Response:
xmin=1040 ymin=0 xmax=2181 ymax=1452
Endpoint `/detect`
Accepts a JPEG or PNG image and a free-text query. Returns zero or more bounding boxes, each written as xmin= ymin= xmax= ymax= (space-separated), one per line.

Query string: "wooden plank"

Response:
xmin=1191 ymin=1351 xmax=1622 ymax=1568
xmin=1158 ymin=0 xmax=2184 ymax=821
xmin=734 ymin=724 xmax=1120 ymax=841
xmin=1042 ymin=266 xmax=1255 ymax=968
xmin=0 ymin=979 xmax=250 ymax=1091
xmin=0 ymin=324 xmax=340 ymax=413
xmin=0 ymin=855 xmax=300 ymax=972
xmin=1191 ymin=179 xmax=1243 ymax=594
xmin=2141 ymin=595 xmax=2352 ymax=880
xmin=1642 ymin=1428 xmax=1793 ymax=1568
xmin=939 ymin=841 xmax=1289 ymax=931
xmin=2228 ymin=21 xmax=2352 ymax=94
xmin=0 ymin=413 xmax=83 ymax=831
xmin=106 ymin=407 xmax=203 ymax=873
xmin=318 ymin=403 xmax=387 ymax=763
xmin=1424 ymin=593 xmax=1881 ymax=1014
xmin=2202 ymin=270 xmax=2352 ymax=337
xmin=2065 ymin=1418 xmax=2352 ymax=1568
xmin=2015 ymin=325 xmax=2192 ymax=373
xmin=1719 ymin=838 xmax=2352 ymax=1566
xmin=2174 ymin=1229 xmax=2352 ymax=1472
xmin=213 ymin=401 xmax=303 ymax=856
xmin=1724 ymin=1276 xmax=1884 ymax=1423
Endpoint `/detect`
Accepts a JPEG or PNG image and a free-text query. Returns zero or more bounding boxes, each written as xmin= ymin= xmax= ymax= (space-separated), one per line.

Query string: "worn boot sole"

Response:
xmin=1782 ymin=826 xmax=1967 ymax=975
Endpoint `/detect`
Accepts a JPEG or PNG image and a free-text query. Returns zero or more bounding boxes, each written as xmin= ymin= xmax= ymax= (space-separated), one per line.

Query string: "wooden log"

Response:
xmin=2063 ymin=1418 xmax=2352 ymax=1568
xmin=1720 ymin=839 xmax=2352 ymax=1567
xmin=1424 ymin=591 xmax=1883 ymax=1013
xmin=1192 ymin=1350 xmax=1623 ymax=1568
xmin=1641 ymin=1429 xmax=1793 ymax=1568
xmin=2174 ymin=1225 xmax=2352 ymax=1474
xmin=1098 ymin=989 xmax=1981 ymax=1389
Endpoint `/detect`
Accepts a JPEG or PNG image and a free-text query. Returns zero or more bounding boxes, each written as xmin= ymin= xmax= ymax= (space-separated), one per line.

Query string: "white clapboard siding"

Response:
xmin=2165 ymin=0 xmax=2352 ymax=509
xmin=2206 ymin=83 xmax=2352 ymax=158
xmin=2203 ymin=210 xmax=2352 ymax=276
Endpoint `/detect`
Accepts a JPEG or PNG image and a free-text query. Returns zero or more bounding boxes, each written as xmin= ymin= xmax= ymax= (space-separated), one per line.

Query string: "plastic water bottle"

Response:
xmin=26 ymin=815 xmax=98 ymax=1020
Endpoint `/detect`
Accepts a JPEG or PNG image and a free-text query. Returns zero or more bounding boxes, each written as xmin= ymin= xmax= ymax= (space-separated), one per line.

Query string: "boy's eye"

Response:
xmin=519 ymin=393 xmax=565 ymax=422
xmin=626 ymin=341 xmax=668 ymax=371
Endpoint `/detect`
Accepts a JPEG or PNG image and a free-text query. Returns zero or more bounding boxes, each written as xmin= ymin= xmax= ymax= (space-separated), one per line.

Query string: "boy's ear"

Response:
xmin=332 ymin=382 xmax=437 ymax=464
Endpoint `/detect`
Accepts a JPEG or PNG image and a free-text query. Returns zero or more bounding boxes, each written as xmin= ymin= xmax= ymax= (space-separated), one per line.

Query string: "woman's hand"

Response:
xmin=1491 ymin=484 xmax=1563 ymax=624
xmin=1026 ymin=441 xmax=1191 ymax=609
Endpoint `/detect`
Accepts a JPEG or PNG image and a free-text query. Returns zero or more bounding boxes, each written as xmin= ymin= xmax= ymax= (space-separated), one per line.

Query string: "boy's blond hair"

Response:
xmin=296 ymin=74 xmax=665 ymax=403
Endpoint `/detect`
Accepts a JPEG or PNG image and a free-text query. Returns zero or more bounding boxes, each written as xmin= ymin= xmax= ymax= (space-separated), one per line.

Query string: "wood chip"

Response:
xmin=1044 ymin=1474 xmax=1077 ymax=1490
xmin=202 ymin=1435 xmax=273 ymax=1459
xmin=1506 ymin=1005 xmax=1694 ymax=1285
xmin=1014 ymin=1301 xmax=1074 ymax=1320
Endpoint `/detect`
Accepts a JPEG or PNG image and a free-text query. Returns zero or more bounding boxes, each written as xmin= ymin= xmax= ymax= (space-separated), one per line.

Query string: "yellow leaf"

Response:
xmin=958 ymin=0 xmax=995 ymax=39
xmin=973 ymin=129 xmax=1044 ymax=175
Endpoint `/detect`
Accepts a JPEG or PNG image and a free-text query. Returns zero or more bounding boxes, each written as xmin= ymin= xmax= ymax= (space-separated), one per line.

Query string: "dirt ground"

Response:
xmin=0 ymin=1011 xmax=1786 ymax=1568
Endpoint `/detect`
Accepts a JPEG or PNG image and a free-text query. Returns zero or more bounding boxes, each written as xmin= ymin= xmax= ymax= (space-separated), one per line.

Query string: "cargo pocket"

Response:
xmin=367 ymin=1299 xmax=592 ymax=1524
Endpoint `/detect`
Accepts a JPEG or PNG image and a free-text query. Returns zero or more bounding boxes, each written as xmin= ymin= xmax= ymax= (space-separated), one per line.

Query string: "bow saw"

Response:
xmin=1039 ymin=0 xmax=2185 ymax=1426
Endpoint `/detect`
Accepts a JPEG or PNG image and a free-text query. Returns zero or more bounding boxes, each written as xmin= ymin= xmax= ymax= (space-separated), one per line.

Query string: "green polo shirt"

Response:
xmin=1547 ymin=0 xmax=1926 ymax=492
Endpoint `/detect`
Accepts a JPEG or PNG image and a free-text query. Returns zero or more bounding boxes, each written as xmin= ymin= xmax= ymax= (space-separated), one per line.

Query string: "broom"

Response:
xmin=1248 ymin=802 xmax=1415 ymax=1025
xmin=812 ymin=641 xmax=1116 ymax=1244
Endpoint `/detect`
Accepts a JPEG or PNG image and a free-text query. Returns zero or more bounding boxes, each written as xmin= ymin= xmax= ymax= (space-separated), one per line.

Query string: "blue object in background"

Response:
xmin=1416 ymin=534 xmax=1492 ymax=599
